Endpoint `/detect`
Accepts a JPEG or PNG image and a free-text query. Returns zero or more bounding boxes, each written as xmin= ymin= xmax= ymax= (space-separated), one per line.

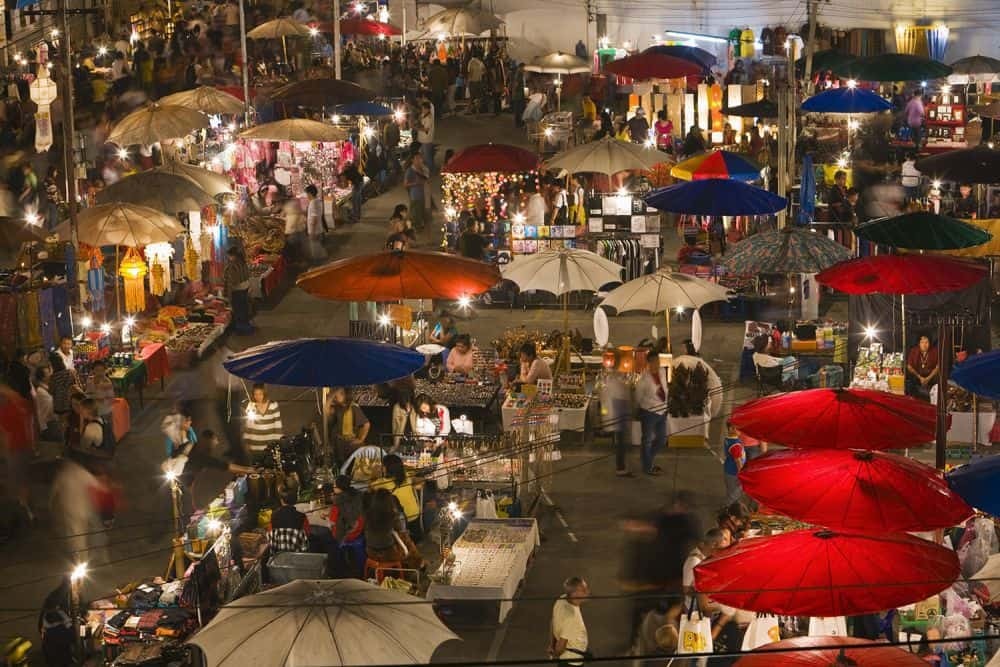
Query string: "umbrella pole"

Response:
xmin=282 ymin=35 xmax=288 ymax=65
xmin=935 ymin=320 xmax=949 ymax=469
xmin=901 ymin=294 xmax=906 ymax=353
xmin=115 ymin=245 xmax=121 ymax=322
xmin=321 ymin=386 xmax=331 ymax=468
xmin=664 ymin=309 xmax=671 ymax=354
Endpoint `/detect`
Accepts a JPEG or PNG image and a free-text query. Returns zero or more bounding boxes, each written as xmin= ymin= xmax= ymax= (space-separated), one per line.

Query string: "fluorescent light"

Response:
xmin=663 ymin=31 xmax=729 ymax=45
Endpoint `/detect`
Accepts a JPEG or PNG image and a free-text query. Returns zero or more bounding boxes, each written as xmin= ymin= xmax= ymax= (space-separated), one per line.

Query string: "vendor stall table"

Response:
xmin=110 ymin=359 xmax=148 ymax=407
xmin=426 ymin=517 xmax=539 ymax=624
xmin=949 ymin=411 xmax=997 ymax=446
xmin=139 ymin=342 xmax=170 ymax=390
xmin=501 ymin=393 xmax=590 ymax=433
xmin=354 ymin=379 xmax=501 ymax=411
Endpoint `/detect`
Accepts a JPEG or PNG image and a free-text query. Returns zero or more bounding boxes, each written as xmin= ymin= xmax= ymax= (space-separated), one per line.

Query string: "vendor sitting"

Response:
xmin=517 ymin=342 xmax=552 ymax=386
xmin=267 ymin=489 xmax=310 ymax=555
xmin=751 ymin=336 xmax=796 ymax=385
xmin=445 ymin=334 xmax=476 ymax=376
xmin=429 ymin=312 xmax=459 ymax=349
xmin=413 ymin=393 xmax=451 ymax=438
xmin=906 ymin=334 xmax=939 ymax=400
xmin=370 ymin=454 xmax=422 ymax=529
xmin=328 ymin=475 xmax=364 ymax=543
xmin=328 ymin=386 xmax=370 ymax=464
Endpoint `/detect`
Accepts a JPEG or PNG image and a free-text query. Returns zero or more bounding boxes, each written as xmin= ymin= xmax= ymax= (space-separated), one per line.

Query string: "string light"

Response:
xmin=100 ymin=323 xmax=111 ymax=334
xmin=70 ymin=563 xmax=88 ymax=582
xmin=118 ymin=148 xmax=129 ymax=160
xmin=81 ymin=316 xmax=93 ymax=329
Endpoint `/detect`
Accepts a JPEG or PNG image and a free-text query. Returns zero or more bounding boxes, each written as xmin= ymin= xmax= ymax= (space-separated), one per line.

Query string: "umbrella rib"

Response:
xmin=211 ymin=600 xmax=298 ymax=666
xmin=280 ymin=605 xmax=315 ymax=667
xmin=325 ymin=597 xmax=346 ymax=665
xmin=349 ymin=601 xmax=425 ymax=661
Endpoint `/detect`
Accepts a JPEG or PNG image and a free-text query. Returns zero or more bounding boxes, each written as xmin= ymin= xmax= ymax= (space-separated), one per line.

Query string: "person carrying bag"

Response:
xmin=677 ymin=598 xmax=713 ymax=659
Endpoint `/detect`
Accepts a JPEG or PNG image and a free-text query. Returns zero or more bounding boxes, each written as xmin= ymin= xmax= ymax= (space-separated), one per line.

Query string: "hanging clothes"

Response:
xmin=0 ymin=294 xmax=17 ymax=361
xmin=16 ymin=292 xmax=42 ymax=349
xmin=38 ymin=288 xmax=57 ymax=351
xmin=594 ymin=238 xmax=652 ymax=281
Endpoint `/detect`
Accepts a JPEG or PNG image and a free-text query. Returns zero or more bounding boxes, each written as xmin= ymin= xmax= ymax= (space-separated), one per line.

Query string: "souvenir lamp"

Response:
xmin=29 ymin=43 xmax=57 ymax=153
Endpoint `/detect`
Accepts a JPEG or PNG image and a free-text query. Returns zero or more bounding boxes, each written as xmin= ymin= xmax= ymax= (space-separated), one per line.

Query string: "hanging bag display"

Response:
xmin=741 ymin=613 xmax=781 ymax=650
xmin=677 ymin=599 xmax=713 ymax=655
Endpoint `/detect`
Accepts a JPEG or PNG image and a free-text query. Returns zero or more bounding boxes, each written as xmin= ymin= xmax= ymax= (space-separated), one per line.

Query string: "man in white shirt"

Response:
xmin=549 ymin=577 xmax=590 ymax=665
xmin=634 ymin=350 xmax=668 ymax=475
xmin=304 ymin=184 xmax=325 ymax=263
xmin=682 ymin=529 xmax=727 ymax=609
xmin=466 ymin=55 xmax=486 ymax=114
xmin=54 ymin=336 xmax=74 ymax=371
xmin=900 ymin=153 xmax=921 ymax=202
xmin=417 ymin=100 xmax=436 ymax=172
xmin=524 ymin=187 xmax=546 ymax=227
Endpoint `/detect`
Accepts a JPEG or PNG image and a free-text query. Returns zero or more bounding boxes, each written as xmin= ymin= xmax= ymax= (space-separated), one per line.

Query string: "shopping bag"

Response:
xmin=741 ymin=613 xmax=781 ymax=650
xmin=677 ymin=602 xmax=713 ymax=655
xmin=808 ymin=616 xmax=848 ymax=637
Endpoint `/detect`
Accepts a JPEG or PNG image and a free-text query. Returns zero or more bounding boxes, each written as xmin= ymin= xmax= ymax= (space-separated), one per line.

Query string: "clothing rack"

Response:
xmin=592 ymin=236 xmax=659 ymax=282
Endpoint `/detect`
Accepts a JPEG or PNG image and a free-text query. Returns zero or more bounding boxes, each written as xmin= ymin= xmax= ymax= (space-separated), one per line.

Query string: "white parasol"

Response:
xmin=158 ymin=86 xmax=245 ymax=115
xmin=239 ymin=119 xmax=347 ymax=143
xmin=546 ymin=136 xmax=673 ymax=176
xmin=108 ymin=103 xmax=211 ymax=146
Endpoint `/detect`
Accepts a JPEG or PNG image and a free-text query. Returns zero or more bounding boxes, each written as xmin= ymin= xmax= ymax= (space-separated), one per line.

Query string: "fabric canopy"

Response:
xmin=947 ymin=455 xmax=1000 ymax=516
xmin=950 ymin=349 xmax=1000 ymax=400
xmin=817 ymin=255 xmax=987 ymax=295
xmin=604 ymin=49 xmax=702 ymax=81
xmin=501 ymin=248 xmax=622 ymax=295
xmin=801 ymin=88 xmax=892 ymax=114
xmin=915 ymin=145 xmax=1000 ymax=184
xmin=722 ymin=227 xmax=851 ymax=275
xmin=645 ymin=179 xmax=787 ymax=216
xmin=441 ymin=144 xmax=539 ymax=173
xmin=734 ymin=637 xmax=928 ymax=667
xmin=223 ymin=338 xmax=425 ymax=387
xmin=855 ymin=212 xmax=992 ymax=250
xmin=546 ymin=136 xmax=672 ymax=175
xmin=670 ymin=151 xmax=763 ymax=182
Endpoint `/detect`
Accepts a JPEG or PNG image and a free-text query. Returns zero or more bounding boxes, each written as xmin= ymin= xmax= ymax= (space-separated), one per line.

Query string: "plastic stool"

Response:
xmin=365 ymin=557 xmax=403 ymax=583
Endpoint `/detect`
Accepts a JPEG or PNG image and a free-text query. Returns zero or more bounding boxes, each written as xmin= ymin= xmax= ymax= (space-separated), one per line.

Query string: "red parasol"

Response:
xmin=734 ymin=637 xmax=929 ymax=666
xmin=441 ymin=144 xmax=539 ymax=174
xmin=816 ymin=254 xmax=987 ymax=295
xmin=739 ymin=449 xmax=973 ymax=532
xmin=604 ymin=51 xmax=703 ymax=81
xmin=694 ymin=529 xmax=959 ymax=616
xmin=328 ymin=18 xmax=403 ymax=36
xmin=730 ymin=388 xmax=940 ymax=450
xmin=296 ymin=249 xmax=501 ymax=301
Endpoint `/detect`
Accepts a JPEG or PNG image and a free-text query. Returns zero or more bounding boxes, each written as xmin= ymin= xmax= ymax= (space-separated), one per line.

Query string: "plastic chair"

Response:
xmin=365 ymin=557 xmax=404 ymax=583
xmin=339 ymin=445 xmax=386 ymax=476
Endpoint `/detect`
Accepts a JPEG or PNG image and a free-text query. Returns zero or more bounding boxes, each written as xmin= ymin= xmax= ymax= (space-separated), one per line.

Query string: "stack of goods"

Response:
xmin=493 ymin=328 xmax=552 ymax=363
xmin=353 ymin=379 xmax=500 ymax=409
xmin=88 ymin=580 xmax=199 ymax=663
xmin=852 ymin=344 xmax=905 ymax=394
xmin=240 ymin=216 xmax=286 ymax=256
xmin=75 ymin=331 xmax=110 ymax=362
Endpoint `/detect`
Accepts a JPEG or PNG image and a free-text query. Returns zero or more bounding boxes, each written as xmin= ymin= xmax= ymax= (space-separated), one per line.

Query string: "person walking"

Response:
xmin=722 ymin=421 xmax=746 ymax=505
xmin=416 ymin=100 xmax=436 ymax=172
xmin=304 ymin=184 xmax=326 ymax=263
xmin=342 ymin=161 xmax=364 ymax=224
xmin=905 ymin=91 xmax=925 ymax=149
xmin=404 ymin=152 xmax=429 ymax=231
xmin=224 ymin=246 xmax=253 ymax=334
xmin=549 ymin=577 xmax=591 ymax=666
xmin=635 ymin=350 xmax=668 ymax=475
xmin=600 ymin=361 xmax=632 ymax=476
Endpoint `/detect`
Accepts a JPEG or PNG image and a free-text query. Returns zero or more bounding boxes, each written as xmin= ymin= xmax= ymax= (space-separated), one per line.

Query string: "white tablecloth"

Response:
xmin=948 ymin=412 xmax=996 ymax=446
xmin=426 ymin=518 xmax=539 ymax=622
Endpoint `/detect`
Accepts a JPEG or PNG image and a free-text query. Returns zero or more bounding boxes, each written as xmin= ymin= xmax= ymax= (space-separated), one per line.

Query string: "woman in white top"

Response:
xmin=752 ymin=336 xmax=795 ymax=384
xmin=304 ymin=184 xmax=325 ymax=262
xmin=413 ymin=394 xmax=451 ymax=438
xmin=242 ymin=383 xmax=284 ymax=465
xmin=518 ymin=342 xmax=552 ymax=385
xmin=524 ymin=187 xmax=547 ymax=227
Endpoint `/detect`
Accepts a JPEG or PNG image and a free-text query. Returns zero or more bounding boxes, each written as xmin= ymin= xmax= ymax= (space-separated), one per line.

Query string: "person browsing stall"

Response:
xmin=328 ymin=474 xmax=364 ymax=543
xmin=242 ymin=384 xmax=284 ymax=466
xmin=412 ymin=393 xmax=451 ymax=438
xmin=162 ymin=407 xmax=196 ymax=459
xmin=328 ymin=386 xmax=370 ymax=463
xmin=635 ymin=350 xmax=668 ymax=476
xmin=267 ymin=489 xmax=310 ymax=555
xmin=518 ymin=342 xmax=552 ymax=386
xmin=429 ymin=312 xmax=459 ymax=348
xmin=370 ymin=453 xmax=421 ymax=526
xmin=54 ymin=336 xmax=75 ymax=371
xmin=906 ymin=334 xmax=939 ymax=400
xmin=446 ymin=334 xmax=476 ymax=375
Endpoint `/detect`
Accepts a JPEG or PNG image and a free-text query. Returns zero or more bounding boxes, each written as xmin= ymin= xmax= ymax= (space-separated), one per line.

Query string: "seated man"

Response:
xmin=267 ymin=489 xmax=309 ymax=555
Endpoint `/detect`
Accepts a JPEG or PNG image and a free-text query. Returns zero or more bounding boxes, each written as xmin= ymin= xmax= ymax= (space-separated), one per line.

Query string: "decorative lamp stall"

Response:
xmin=119 ymin=248 xmax=148 ymax=314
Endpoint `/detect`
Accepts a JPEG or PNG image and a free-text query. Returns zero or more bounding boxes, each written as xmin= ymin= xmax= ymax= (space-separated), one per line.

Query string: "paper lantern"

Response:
xmin=184 ymin=235 xmax=200 ymax=281
xmin=119 ymin=247 xmax=148 ymax=314
xmin=144 ymin=242 xmax=174 ymax=297
xmin=602 ymin=349 xmax=617 ymax=369
xmin=617 ymin=346 xmax=635 ymax=373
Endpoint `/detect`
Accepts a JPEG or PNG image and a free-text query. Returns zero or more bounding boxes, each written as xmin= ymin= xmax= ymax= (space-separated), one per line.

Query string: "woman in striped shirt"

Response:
xmin=242 ymin=384 xmax=283 ymax=465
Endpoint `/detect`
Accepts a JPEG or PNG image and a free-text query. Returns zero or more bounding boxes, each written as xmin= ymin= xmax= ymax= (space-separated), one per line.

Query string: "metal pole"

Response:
xmin=803 ymin=0 xmax=818 ymax=95
xmin=59 ymin=0 xmax=79 ymax=246
xmin=401 ymin=0 xmax=406 ymax=47
xmin=238 ymin=0 xmax=250 ymax=122
xmin=333 ymin=0 xmax=342 ymax=79
xmin=935 ymin=320 xmax=949 ymax=469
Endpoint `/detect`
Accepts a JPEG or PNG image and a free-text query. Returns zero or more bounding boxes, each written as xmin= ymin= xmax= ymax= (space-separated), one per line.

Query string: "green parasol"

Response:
xmin=854 ymin=212 xmax=992 ymax=250
xmin=722 ymin=227 xmax=852 ymax=276
xmin=796 ymin=49 xmax=857 ymax=76
xmin=843 ymin=54 xmax=952 ymax=82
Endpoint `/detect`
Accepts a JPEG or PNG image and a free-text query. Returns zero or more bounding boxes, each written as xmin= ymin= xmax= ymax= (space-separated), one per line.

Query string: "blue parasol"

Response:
xmin=798 ymin=153 xmax=816 ymax=225
xmin=223 ymin=337 xmax=425 ymax=387
xmin=645 ymin=178 xmax=787 ymax=216
xmin=947 ymin=455 xmax=1000 ymax=516
xmin=337 ymin=101 xmax=394 ymax=116
xmin=801 ymin=88 xmax=892 ymax=114
xmin=950 ymin=349 xmax=1000 ymax=399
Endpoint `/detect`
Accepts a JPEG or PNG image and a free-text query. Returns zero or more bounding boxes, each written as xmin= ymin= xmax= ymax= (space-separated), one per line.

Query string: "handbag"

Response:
xmin=741 ymin=613 xmax=781 ymax=650
xmin=808 ymin=616 xmax=848 ymax=637
xmin=677 ymin=600 xmax=713 ymax=655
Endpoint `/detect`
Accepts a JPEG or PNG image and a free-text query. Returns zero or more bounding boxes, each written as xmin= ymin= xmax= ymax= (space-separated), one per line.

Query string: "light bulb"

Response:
xmin=846 ymin=79 xmax=857 ymax=89
xmin=331 ymin=114 xmax=341 ymax=124
xmin=864 ymin=325 xmax=877 ymax=339
xmin=308 ymin=27 xmax=319 ymax=36
xmin=125 ymin=316 xmax=136 ymax=328
xmin=207 ymin=518 xmax=222 ymax=533
xmin=457 ymin=296 xmax=471 ymax=309
xmin=378 ymin=314 xmax=391 ymax=326
xmin=117 ymin=148 xmax=129 ymax=160
xmin=70 ymin=563 xmax=88 ymax=582
xmin=81 ymin=316 xmax=93 ymax=328
xmin=164 ymin=470 xmax=178 ymax=482
xmin=100 ymin=323 xmax=111 ymax=334
xmin=25 ymin=212 xmax=40 ymax=226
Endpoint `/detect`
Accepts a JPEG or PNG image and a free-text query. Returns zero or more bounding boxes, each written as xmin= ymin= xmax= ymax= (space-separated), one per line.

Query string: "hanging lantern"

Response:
xmin=29 ymin=62 xmax=57 ymax=154
xmin=602 ymin=349 xmax=617 ymax=369
xmin=144 ymin=242 xmax=174 ymax=297
xmin=617 ymin=346 xmax=635 ymax=374
xmin=184 ymin=235 xmax=200 ymax=281
xmin=119 ymin=248 xmax=148 ymax=314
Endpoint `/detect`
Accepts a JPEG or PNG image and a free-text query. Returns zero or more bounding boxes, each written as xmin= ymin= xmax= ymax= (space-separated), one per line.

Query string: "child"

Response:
xmin=723 ymin=422 xmax=747 ymax=505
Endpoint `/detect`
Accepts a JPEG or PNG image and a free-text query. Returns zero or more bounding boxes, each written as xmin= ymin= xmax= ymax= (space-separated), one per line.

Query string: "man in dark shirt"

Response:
xmin=627 ymin=108 xmax=650 ymax=144
xmin=953 ymin=184 xmax=978 ymax=219
xmin=827 ymin=170 xmax=851 ymax=222
xmin=268 ymin=490 xmax=309 ymax=554
xmin=458 ymin=220 xmax=486 ymax=260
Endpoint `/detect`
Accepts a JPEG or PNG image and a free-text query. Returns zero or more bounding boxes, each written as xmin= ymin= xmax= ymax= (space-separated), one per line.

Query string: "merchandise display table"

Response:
xmin=427 ymin=518 xmax=539 ymax=623
xmin=501 ymin=393 xmax=590 ymax=432
xmin=110 ymin=359 xmax=148 ymax=407
xmin=139 ymin=342 xmax=170 ymax=389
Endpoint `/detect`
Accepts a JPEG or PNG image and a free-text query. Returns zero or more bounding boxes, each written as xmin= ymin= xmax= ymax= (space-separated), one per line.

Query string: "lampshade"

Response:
xmin=617 ymin=346 xmax=635 ymax=373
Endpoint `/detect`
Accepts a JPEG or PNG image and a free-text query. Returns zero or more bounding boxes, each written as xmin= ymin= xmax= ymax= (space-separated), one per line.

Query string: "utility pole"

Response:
xmin=238 ymin=0 xmax=250 ymax=121
xmin=333 ymin=0 xmax=341 ymax=79
xmin=803 ymin=0 xmax=819 ymax=94
xmin=24 ymin=0 xmax=99 ymax=244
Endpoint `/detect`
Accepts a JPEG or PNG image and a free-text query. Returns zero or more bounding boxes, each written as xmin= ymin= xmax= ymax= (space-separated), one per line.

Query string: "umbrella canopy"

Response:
xmin=336 ymin=101 xmax=394 ymax=116
xmin=915 ymin=145 xmax=1000 ymax=184
xmin=604 ymin=49 xmax=702 ymax=81
xmin=153 ymin=160 xmax=234 ymax=198
xmin=730 ymin=388 xmax=939 ymax=450
xmin=246 ymin=17 xmax=312 ymax=39
xmin=722 ymin=227 xmax=853 ymax=275
xmin=947 ymin=454 xmax=1000 ymax=515
xmin=501 ymin=248 xmax=622 ymax=296
xmin=973 ymin=101 xmax=1000 ymax=118
xmin=722 ymin=99 xmax=779 ymax=118
xmin=223 ymin=338 xmax=425 ymax=387
xmin=239 ymin=119 xmax=347 ymax=143
xmin=972 ymin=554 xmax=1000 ymax=604
xmin=740 ymin=449 xmax=973 ymax=532
xmin=297 ymin=249 xmax=501 ymax=301
xmin=158 ymin=86 xmax=245 ymax=115
xmin=801 ymin=88 xmax=892 ymax=114
xmin=645 ymin=44 xmax=717 ymax=70
xmin=441 ymin=144 xmax=539 ymax=173
xmin=54 ymin=203 xmax=184 ymax=247
xmin=950 ymin=55 xmax=1000 ymax=77
xmin=546 ymin=136 xmax=672 ymax=175
xmin=844 ymin=53 xmax=953 ymax=82
xmin=816 ymin=255 xmax=987 ymax=295
xmin=671 ymin=151 xmax=763 ymax=181
xmin=734 ymin=637 xmax=928 ymax=667
xmin=421 ymin=8 xmax=502 ymax=36
xmin=646 ymin=179 xmax=787 ymax=216
xmin=108 ymin=103 xmax=210 ymax=146
xmin=694 ymin=529 xmax=959 ymax=616
xmin=96 ymin=171 xmax=215 ymax=212
xmin=524 ymin=52 xmax=590 ymax=75
xmin=795 ymin=49 xmax=857 ymax=76
xmin=339 ymin=17 xmax=402 ymax=36
xmin=951 ymin=349 xmax=1000 ymax=400
xmin=189 ymin=579 xmax=457 ymax=667
xmin=270 ymin=78 xmax=376 ymax=108
xmin=0 ymin=217 xmax=47 ymax=252
xmin=855 ymin=212 xmax=992 ymax=250
xmin=600 ymin=269 xmax=730 ymax=314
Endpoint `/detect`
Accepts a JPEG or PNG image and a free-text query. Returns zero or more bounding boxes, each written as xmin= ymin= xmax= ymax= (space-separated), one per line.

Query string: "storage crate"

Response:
xmin=267 ymin=552 xmax=327 ymax=584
